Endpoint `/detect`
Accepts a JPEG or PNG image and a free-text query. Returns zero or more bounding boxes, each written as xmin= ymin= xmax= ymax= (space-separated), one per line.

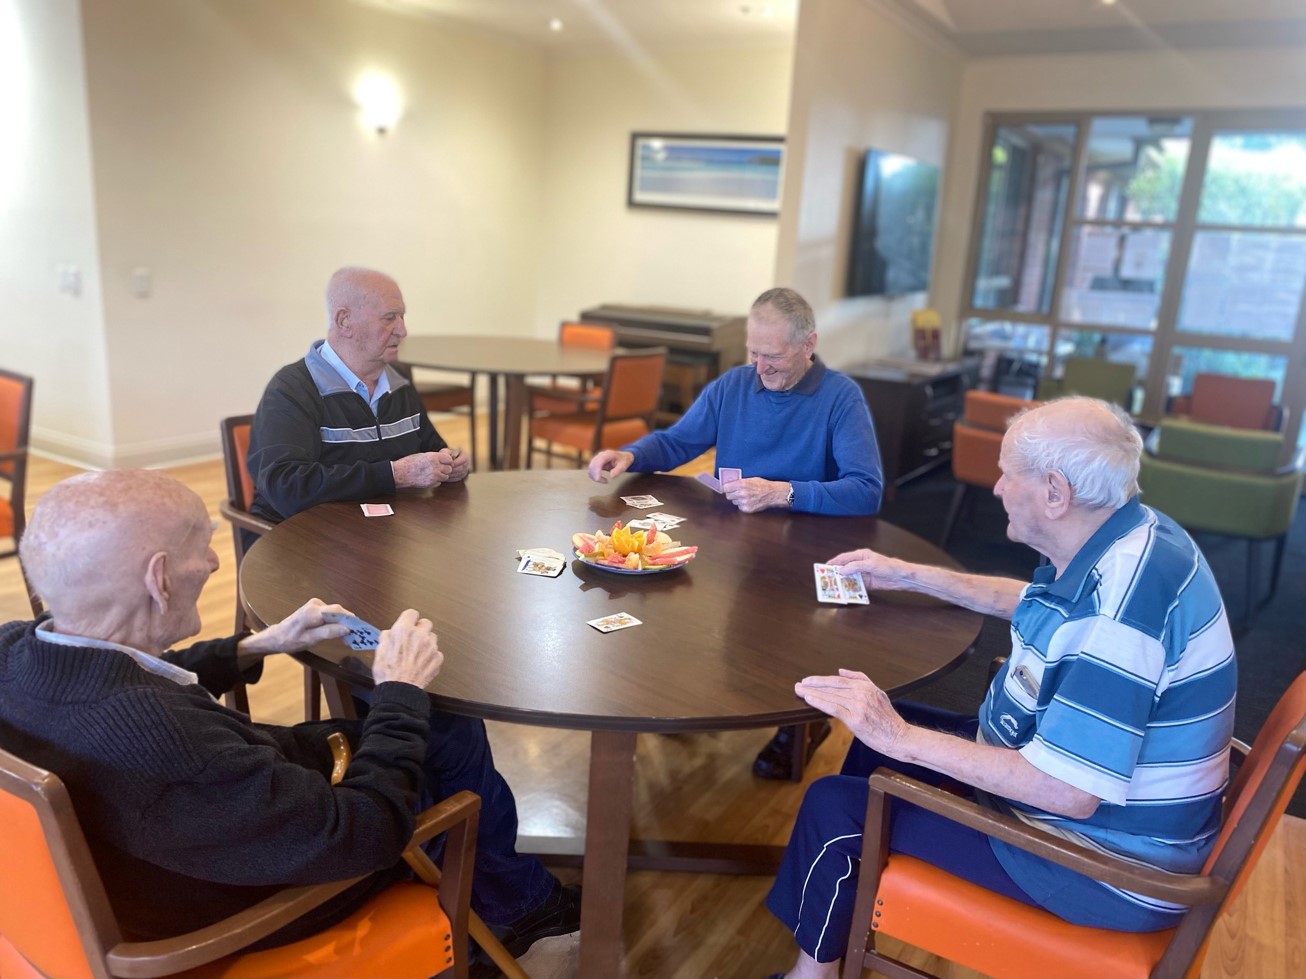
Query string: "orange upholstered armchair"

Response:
xmin=1167 ymin=372 xmax=1283 ymax=432
xmin=528 ymin=347 xmax=667 ymax=468
xmin=0 ymin=735 xmax=482 ymax=979
xmin=839 ymin=671 xmax=1306 ymax=979
xmin=527 ymin=321 xmax=617 ymax=416
xmin=941 ymin=390 xmax=1037 ymax=546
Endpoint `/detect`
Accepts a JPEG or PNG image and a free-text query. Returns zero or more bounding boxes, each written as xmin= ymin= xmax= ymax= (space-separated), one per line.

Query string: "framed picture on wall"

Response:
xmin=627 ymin=133 xmax=785 ymax=216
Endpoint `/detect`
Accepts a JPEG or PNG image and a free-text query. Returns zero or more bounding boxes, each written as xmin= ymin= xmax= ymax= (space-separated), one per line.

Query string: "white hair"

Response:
xmin=1006 ymin=397 xmax=1142 ymax=509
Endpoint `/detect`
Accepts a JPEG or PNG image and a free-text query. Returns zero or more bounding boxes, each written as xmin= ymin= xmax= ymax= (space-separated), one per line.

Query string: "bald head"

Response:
xmin=21 ymin=470 xmax=212 ymax=631
xmin=1005 ymin=397 xmax=1142 ymax=509
xmin=323 ymin=266 xmax=408 ymax=382
xmin=325 ymin=267 xmax=398 ymax=328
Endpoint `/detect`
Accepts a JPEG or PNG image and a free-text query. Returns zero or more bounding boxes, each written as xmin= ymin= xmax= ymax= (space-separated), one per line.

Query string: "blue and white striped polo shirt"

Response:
xmin=978 ymin=497 xmax=1236 ymax=922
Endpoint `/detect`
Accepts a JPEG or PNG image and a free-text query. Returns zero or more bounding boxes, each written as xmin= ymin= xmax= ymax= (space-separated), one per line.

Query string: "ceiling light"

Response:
xmin=1100 ymin=0 xmax=1119 ymax=6
xmin=548 ymin=17 xmax=564 ymax=31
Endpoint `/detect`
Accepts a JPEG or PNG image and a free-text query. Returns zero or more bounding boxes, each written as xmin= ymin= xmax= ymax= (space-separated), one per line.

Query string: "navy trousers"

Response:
xmin=353 ymin=695 xmax=554 ymax=925
xmin=766 ymin=703 xmax=1038 ymax=963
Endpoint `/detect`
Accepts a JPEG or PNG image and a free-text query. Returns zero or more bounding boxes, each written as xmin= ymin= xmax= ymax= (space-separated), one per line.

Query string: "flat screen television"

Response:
xmin=846 ymin=148 xmax=941 ymax=297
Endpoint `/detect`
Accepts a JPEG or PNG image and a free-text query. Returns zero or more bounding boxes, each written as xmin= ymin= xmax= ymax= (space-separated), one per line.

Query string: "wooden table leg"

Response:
xmin=578 ymin=729 xmax=637 ymax=979
xmin=503 ymin=374 xmax=527 ymax=470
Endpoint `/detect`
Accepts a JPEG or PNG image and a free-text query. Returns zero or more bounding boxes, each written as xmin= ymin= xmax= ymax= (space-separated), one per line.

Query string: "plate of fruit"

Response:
xmin=571 ymin=521 xmax=698 ymax=574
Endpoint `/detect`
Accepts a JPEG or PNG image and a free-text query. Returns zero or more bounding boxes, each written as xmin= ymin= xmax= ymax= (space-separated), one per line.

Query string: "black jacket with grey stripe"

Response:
xmin=248 ymin=342 xmax=448 ymax=525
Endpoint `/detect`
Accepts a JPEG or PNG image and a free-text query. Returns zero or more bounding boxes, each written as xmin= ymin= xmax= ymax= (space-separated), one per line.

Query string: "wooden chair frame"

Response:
xmin=841 ymin=709 xmax=1306 ymax=979
xmin=0 ymin=742 xmax=478 ymax=979
xmin=0 ymin=366 xmax=34 ymax=560
xmin=218 ymin=415 xmax=318 ymax=719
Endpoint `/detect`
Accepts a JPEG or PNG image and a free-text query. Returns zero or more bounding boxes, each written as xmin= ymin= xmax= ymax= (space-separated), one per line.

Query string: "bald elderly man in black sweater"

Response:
xmin=0 ymin=470 xmax=574 ymax=957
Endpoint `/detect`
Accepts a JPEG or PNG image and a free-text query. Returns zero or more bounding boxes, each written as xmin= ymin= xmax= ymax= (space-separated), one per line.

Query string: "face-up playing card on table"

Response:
xmin=517 ymin=554 xmax=565 ymax=577
xmin=586 ymin=612 xmax=642 ymax=633
xmin=321 ymin=611 xmax=382 ymax=649
xmin=813 ymin=564 xmax=870 ymax=605
xmin=644 ymin=512 xmax=685 ymax=530
xmin=620 ymin=495 xmax=663 ymax=509
xmin=718 ymin=468 xmax=742 ymax=485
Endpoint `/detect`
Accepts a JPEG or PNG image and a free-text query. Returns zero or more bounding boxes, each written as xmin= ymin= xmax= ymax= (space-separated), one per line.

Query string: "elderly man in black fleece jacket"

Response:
xmin=0 ymin=469 xmax=575 ymax=956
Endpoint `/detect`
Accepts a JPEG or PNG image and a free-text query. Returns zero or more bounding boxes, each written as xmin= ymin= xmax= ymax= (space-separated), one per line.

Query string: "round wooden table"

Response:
xmin=400 ymin=335 xmax=613 ymax=470
xmin=239 ymin=470 xmax=982 ymax=977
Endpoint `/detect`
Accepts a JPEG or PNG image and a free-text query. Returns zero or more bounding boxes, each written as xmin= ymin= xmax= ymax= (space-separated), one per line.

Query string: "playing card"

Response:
xmin=517 ymin=554 xmax=565 ymax=577
xmin=620 ymin=495 xmax=663 ymax=509
xmin=813 ymin=564 xmax=869 ymax=605
xmin=517 ymin=547 xmax=566 ymax=562
xmin=361 ymin=503 xmax=394 ymax=517
xmin=695 ymin=472 xmax=723 ymax=493
xmin=586 ymin=612 xmax=643 ymax=633
xmin=626 ymin=518 xmax=658 ymax=531
xmin=645 ymin=512 xmax=685 ymax=530
xmin=839 ymin=572 xmax=870 ymax=605
xmin=321 ymin=611 xmax=382 ymax=650
xmin=813 ymin=563 xmax=847 ymax=604
xmin=719 ymin=468 xmax=742 ymax=485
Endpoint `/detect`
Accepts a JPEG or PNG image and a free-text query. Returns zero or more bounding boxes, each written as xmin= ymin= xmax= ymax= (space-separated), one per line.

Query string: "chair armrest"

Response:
xmin=219 ymin=499 xmax=274 ymax=536
xmin=865 ymin=770 xmax=1228 ymax=906
xmin=103 ymin=792 xmax=482 ymax=979
xmin=0 ymin=448 xmax=27 ymax=465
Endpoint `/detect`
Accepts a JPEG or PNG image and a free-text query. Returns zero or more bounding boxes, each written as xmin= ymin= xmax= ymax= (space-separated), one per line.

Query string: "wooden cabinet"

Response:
xmin=847 ymin=359 xmax=979 ymax=497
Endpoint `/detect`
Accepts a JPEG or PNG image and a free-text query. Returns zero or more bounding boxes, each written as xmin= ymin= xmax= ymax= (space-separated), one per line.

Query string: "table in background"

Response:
xmin=400 ymin=335 xmax=612 ymax=470
xmin=238 ymin=471 xmax=983 ymax=977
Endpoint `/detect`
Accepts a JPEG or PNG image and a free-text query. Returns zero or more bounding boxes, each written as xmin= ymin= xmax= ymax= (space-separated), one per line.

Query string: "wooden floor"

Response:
xmin=1 ymin=419 xmax=1302 ymax=979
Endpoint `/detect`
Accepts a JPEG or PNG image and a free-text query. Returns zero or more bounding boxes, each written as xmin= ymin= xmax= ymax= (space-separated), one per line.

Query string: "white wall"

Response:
xmin=79 ymin=0 xmax=547 ymax=465
xmin=932 ymin=44 xmax=1306 ymax=352
xmin=533 ymin=40 xmax=793 ymax=332
xmin=774 ymin=0 xmax=964 ymax=370
xmin=0 ymin=0 xmax=113 ymax=464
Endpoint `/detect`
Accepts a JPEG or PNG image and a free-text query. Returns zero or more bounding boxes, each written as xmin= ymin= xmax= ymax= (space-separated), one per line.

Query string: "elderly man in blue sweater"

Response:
xmin=588 ymin=287 xmax=883 ymax=517
xmin=588 ymin=287 xmax=886 ymax=778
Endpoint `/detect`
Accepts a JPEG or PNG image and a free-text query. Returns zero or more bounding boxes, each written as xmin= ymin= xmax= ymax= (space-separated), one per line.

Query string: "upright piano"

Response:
xmin=578 ymin=304 xmax=747 ymax=381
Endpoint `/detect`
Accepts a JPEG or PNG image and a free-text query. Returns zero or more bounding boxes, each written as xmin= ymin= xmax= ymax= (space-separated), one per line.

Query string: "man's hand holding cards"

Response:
xmin=813 ymin=563 xmax=870 ymax=605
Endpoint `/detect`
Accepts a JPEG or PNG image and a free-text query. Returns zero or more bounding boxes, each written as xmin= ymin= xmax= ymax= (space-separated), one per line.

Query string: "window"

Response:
xmin=962 ymin=110 xmax=1306 ymax=454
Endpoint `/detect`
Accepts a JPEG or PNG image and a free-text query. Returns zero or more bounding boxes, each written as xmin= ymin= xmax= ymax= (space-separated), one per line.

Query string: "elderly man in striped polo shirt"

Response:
xmin=765 ymin=397 xmax=1237 ymax=979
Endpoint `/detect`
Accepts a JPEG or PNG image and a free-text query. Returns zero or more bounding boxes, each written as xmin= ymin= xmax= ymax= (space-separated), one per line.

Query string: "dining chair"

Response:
xmin=393 ymin=362 xmax=478 ymax=472
xmin=0 ymin=738 xmax=480 ymax=979
xmin=1036 ymin=357 xmax=1135 ymax=409
xmin=218 ymin=415 xmax=319 ymax=720
xmin=840 ymin=670 xmax=1306 ymax=979
xmin=527 ymin=321 xmax=616 ymax=417
xmin=0 ymin=367 xmax=34 ymax=559
xmin=1166 ymin=372 xmax=1282 ymax=432
xmin=527 ymin=348 xmax=667 ymax=468
xmin=1138 ymin=418 xmax=1304 ymax=628
xmin=940 ymin=390 xmax=1037 ymax=546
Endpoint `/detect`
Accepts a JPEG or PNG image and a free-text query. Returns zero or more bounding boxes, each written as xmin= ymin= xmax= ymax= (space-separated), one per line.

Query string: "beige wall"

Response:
xmin=79 ymin=0 xmax=548 ymax=465
xmin=0 ymin=0 xmax=113 ymax=463
xmin=932 ymin=44 xmax=1306 ymax=353
xmin=533 ymin=41 xmax=793 ymax=331
xmin=774 ymin=0 xmax=964 ymax=370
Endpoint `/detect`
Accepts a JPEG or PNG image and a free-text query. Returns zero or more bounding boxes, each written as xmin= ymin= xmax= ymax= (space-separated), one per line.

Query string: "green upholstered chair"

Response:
xmin=1139 ymin=418 xmax=1304 ymax=627
xmin=1036 ymin=357 xmax=1136 ymax=409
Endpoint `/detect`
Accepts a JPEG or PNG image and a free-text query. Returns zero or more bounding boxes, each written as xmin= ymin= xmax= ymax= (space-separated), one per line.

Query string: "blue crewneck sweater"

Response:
xmin=624 ymin=358 xmax=883 ymax=516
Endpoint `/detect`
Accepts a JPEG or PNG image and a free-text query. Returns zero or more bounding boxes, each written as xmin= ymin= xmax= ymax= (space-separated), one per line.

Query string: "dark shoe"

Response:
xmin=752 ymin=721 xmax=831 ymax=780
xmin=492 ymin=878 xmax=582 ymax=959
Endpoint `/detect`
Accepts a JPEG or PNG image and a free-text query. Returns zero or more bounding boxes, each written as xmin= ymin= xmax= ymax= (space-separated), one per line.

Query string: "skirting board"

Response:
xmin=32 ymin=427 xmax=221 ymax=471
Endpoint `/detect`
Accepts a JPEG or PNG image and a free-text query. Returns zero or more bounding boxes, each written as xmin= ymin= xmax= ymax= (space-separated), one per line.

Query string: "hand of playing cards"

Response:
xmin=813 ymin=563 xmax=870 ymax=605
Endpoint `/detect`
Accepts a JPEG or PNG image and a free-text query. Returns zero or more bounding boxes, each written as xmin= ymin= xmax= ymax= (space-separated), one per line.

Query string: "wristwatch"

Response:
xmin=785 ymin=484 xmax=795 ymax=508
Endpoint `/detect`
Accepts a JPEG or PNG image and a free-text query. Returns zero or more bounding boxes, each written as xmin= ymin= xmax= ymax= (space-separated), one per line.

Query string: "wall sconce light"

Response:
xmin=352 ymin=71 xmax=403 ymax=135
